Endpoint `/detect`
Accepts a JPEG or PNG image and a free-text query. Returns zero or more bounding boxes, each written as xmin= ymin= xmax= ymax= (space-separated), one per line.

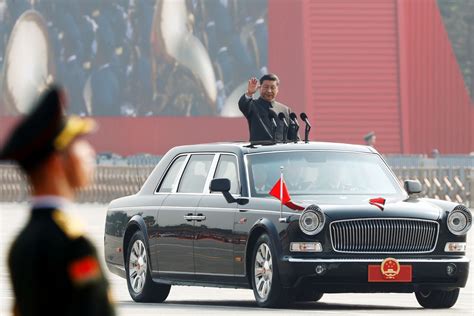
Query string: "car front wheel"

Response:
xmin=415 ymin=288 xmax=459 ymax=308
xmin=294 ymin=289 xmax=324 ymax=302
xmin=251 ymin=233 xmax=290 ymax=308
xmin=126 ymin=230 xmax=171 ymax=302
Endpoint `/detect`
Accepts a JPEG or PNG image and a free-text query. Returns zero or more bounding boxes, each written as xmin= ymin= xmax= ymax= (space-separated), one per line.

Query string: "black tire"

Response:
xmin=294 ymin=289 xmax=324 ymax=302
xmin=251 ymin=233 xmax=291 ymax=308
xmin=125 ymin=230 xmax=171 ymax=303
xmin=415 ymin=288 xmax=460 ymax=308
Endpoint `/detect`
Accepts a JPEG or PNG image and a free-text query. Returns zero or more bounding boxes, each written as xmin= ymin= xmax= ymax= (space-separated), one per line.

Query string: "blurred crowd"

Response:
xmin=0 ymin=0 xmax=268 ymax=116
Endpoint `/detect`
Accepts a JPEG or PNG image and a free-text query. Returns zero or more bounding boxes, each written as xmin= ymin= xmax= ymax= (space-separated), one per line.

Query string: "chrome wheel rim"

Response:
xmin=254 ymin=243 xmax=273 ymax=300
xmin=129 ymin=239 xmax=147 ymax=294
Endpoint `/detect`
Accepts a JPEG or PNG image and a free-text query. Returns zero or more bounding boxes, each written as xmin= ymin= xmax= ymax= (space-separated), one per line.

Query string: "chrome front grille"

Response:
xmin=330 ymin=218 xmax=439 ymax=253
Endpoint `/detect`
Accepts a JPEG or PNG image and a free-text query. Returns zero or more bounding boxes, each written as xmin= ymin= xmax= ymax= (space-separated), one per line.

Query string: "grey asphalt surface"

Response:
xmin=1 ymin=203 xmax=473 ymax=315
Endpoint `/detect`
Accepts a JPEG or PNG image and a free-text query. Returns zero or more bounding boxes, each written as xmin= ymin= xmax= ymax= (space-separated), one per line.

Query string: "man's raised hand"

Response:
xmin=246 ymin=77 xmax=259 ymax=96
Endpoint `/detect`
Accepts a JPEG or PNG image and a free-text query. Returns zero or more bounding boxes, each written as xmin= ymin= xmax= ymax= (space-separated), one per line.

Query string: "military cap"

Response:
xmin=363 ymin=131 xmax=375 ymax=142
xmin=0 ymin=86 xmax=95 ymax=171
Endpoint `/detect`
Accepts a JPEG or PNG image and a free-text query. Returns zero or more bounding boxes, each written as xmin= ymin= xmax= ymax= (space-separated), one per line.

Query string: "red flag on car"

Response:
xmin=269 ymin=178 xmax=305 ymax=211
xmin=369 ymin=197 xmax=386 ymax=211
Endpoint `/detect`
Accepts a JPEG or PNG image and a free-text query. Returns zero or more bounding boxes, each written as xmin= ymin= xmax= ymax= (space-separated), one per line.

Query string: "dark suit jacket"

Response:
xmin=8 ymin=207 xmax=115 ymax=316
xmin=239 ymin=95 xmax=292 ymax=143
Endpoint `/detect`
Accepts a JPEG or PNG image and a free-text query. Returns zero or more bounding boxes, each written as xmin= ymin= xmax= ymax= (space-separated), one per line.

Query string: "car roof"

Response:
xmin=170 ymin=141 xmax=377 ymax=156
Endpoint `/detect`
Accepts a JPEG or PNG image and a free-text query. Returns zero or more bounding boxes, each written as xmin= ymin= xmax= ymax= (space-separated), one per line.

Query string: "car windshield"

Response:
xmin=246 ymin=151 xmax=404 ymax=197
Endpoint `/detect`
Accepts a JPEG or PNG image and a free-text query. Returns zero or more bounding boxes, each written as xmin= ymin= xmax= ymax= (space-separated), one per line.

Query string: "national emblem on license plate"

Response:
xmin=368 ymin=258 xmax=412 ymax=282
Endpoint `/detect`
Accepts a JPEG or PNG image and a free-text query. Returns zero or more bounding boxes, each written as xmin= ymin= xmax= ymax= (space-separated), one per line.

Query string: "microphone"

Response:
xmin=300 ymin=112 xmax=311 ymax=143
xmin=300 ymin=112 xmax=311 ymax=128
xmin=268 ymin=112 xmax=278 ymax=142
xmin=277 ymin=112 xmax=288 ymax=127
xmin=288 ymin=112 xmax=300 ymax=142
xmin=277 ymin=113 xmax=289 ymax=143
xmin=269 ymin=111 xmax=278 ymax=128
xmin=289 ymin=112 xmax=299 ymax=127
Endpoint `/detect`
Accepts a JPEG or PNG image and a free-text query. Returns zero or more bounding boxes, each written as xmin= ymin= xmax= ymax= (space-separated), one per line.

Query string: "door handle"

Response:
xmin=184 ymin=213 xmax=194 ymax=221
xmin=194 ymin=214 xmax=206 ymax=222
xmin=183 ymin=214 xmax=206 ymax=221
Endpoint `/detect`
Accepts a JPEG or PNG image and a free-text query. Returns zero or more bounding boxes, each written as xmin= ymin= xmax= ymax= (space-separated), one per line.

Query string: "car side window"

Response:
xmin=213 ymin=155 xmax=239 ymax=194
xmin=158 ymin=155 xmax=186 ymax=193
xmin=177 ymin=154 xmax=214 ymax=193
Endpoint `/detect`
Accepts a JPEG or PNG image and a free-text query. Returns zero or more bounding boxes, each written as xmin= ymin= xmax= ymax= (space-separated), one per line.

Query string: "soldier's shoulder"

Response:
xmin=52 ymin=209 xmax=86 ymax=240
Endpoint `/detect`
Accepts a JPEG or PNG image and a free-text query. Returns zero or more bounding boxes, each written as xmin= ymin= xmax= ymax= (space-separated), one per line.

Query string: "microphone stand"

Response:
xmin=304 ymin=124 xmax=311 ymax=143
xmin=300 ymin=113 xmax=312 ymax=143
xmin=269 ymin=113 xmax=278 ymax=143
xmin=278 ymin=113 xmax=289 ymax=143
xmin=289 ymin=113 xmax=299 ymax=143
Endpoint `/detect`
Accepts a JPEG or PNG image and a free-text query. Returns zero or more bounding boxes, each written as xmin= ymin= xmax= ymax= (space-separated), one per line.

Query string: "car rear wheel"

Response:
xmin=126 ymin=230 xmax=171 ymax=302
xmin=415 ymin=288 xmax=459 ymax=308
xmin=251 ymin=233 xmax=291 ymax=308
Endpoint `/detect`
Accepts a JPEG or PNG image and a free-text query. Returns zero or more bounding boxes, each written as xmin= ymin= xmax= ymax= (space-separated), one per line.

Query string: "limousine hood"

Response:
xmin=295 ymin=195 xmax=443 ymax=221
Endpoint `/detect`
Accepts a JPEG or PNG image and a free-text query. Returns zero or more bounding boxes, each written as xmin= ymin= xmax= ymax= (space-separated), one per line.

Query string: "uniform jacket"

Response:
xmin=8 ymin=206 xmax=115 ymax=316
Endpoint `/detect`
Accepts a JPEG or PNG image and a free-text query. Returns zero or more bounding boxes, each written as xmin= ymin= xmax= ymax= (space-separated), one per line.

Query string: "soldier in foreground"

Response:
xmin=0 ymin=87 xmax=115 ymax=316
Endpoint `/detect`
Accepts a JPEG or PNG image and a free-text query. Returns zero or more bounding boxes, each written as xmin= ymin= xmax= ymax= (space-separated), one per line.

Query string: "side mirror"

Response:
xmin=404 ymin=180 xmax=422 ymax=195
xmin=209 ymin=178 xmax=248 ymax=205
xmin=210 ymin=178 xmax=230 ymax=193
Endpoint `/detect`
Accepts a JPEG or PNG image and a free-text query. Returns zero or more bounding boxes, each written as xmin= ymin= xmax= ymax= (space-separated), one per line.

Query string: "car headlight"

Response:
xmin=447 ymin=206 xmax=472 ymax=236
xmin=299 ymin=205 xmax=325 ymax=235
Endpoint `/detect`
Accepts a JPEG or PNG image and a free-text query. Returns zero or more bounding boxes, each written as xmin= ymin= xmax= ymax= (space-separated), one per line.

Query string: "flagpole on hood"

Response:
xmin=279 ymin=166 xmax=285 ymax=223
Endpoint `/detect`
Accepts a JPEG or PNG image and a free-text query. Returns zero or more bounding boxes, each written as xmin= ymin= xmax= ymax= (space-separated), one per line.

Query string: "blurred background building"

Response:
xmin=0 ymin=0 xmax=473 ymax=155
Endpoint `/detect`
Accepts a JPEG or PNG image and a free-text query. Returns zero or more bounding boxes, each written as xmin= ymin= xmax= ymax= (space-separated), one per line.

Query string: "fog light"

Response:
xmin=446 ymin=264 xmax=457 ymax=276
xmin=290 ymin=242 xmax=322 ymax=252
xmin=315 ymin=264 xmax=327 ymax=275
xmin=444 ymin=242 xmax=467 ymax=252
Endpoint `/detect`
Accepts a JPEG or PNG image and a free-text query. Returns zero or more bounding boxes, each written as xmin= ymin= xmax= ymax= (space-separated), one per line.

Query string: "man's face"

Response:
xmin=63 ymin=139 xmax=96 ymax=189
xmin=259 ymin=79 xmax=279 ymax=102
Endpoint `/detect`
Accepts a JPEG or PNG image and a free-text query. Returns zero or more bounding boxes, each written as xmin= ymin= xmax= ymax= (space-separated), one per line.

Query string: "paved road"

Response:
xmin=1 ymin=203 xmax=473 ymax=315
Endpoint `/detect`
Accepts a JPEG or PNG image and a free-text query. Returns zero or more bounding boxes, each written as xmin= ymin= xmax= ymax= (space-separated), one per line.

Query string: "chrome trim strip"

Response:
xmin=151 ymin=205 xmax=298 ymax=216
xmin=152 ymin=205 xmax=284 ymax=213
xmin=154 ymin=152 xmax=242 ymax=196
xmin=159 ymin=271 xmax=241 ymax=277
xmin=153 ymin=153 xmax=188 ymax=194
xmin=286 ymin=257 xmax=470 ymax=263
xmin=172 ymin=154 xmax=191 ymax=193
xmin=203 ymin=154 xmax=220 ymax=194
xmin=244 ymin=154 xmax=251 ymax=198
xmin=329 ymin=218 xmax=440 ymax=254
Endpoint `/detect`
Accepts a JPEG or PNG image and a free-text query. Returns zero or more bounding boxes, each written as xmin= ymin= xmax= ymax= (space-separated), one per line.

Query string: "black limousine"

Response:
xmin=104 ymin=142 xmax=471 ymax=308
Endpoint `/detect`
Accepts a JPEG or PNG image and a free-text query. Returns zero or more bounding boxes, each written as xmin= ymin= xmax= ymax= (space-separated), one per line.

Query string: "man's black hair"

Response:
xmin=259 ymin=73 xmax=280 ymax=85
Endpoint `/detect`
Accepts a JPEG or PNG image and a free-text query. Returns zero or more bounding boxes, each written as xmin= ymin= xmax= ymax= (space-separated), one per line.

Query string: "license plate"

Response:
xmin=368 ymin=258 xmax=412 ymax=282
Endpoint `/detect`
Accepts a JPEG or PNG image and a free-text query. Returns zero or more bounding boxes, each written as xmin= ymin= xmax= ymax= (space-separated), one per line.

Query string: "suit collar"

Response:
xmin=258 ymin=97 xmax=276 ymax=107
